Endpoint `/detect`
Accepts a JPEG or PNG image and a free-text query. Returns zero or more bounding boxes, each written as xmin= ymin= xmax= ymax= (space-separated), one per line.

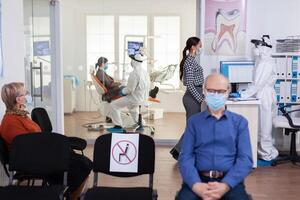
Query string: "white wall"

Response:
xmin=0 ymin=0 xmax=25 ymax=117
xmin=61 ymin=0 xmax=300 ymax=113
xmin=61 ymin=0 xmax=197 ymax=112
xmin=201 ymin=0 xmax=300 ymax=73
xmin=199 ymin=0 xmax=300 ymax=150
xmin=0 ymin=0 xmax=25 ymax=186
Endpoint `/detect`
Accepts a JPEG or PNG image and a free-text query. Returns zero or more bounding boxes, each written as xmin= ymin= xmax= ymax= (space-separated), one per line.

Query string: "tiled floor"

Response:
xmin=64 ymin=111 xmax=185 ymax=143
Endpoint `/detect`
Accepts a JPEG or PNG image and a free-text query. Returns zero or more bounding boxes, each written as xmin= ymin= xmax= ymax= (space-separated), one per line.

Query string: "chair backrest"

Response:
xmin=91 ymin=72 xmax=108 ymax=95
xmin=0 ymin=136 xmax=9 ymax=176
xmin=31 ymin=107 xmax=53 ymax=133
xmin=9 ymin=133 xmax=70 ymax=175
xmin=93 ymin=133 xmax=155 ymax=177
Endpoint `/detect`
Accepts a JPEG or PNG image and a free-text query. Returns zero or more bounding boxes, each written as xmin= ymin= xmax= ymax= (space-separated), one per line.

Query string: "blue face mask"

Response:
xmin=205 ymin=92 xmax=226 ymax=111
xmin=196 ymin=48 xmax=203 ymax=56
xmin=103 ymin=65 xmax=108 ymax=71
xmin=25 ymin=94 xmax=33 ymax=105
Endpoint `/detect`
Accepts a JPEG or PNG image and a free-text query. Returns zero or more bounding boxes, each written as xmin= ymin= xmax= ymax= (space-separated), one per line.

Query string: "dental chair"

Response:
xmin=91 ymin=72 xmax=108 ymax=99
xmin=150 ymin=64 xmax=178 ymax=90
xmin=85 ymin=72 xmax=112 ymax=131
xmin=91 ymin=71 xmax=160 ymax=135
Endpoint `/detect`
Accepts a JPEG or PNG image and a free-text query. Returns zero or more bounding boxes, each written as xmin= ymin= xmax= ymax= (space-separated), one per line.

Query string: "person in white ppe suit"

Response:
xmin=107 ymin=53 xmax=150 ymax=133
xmin=240 ymin=35 xmax=279 ymax=161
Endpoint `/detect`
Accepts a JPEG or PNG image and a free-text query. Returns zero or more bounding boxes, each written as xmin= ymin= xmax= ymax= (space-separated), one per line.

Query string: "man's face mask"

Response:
xmin=205 ymin=92 xmax=227 ymax=111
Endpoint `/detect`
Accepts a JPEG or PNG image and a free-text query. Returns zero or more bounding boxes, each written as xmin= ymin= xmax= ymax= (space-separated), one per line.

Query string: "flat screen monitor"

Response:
xmin=220 ymin=61 xmax=255 ymax=83
xmin=33 ymin=41 xmax=50 ymax=56
xmin=127 ymin=41 xmax=143 ymax=56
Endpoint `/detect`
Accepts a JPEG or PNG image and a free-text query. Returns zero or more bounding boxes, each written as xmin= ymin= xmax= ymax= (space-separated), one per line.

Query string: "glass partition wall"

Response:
xmin=23 ymin=0 xmax=63 ymax=132
xmin=60 ymin=0 xmax=195 ymax=143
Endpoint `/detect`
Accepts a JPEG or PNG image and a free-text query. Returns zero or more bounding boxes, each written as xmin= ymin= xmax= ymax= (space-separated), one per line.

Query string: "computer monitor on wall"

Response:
xmin=220 ymin=61 xmax=255 ymax=92
xmin=33 ymin=41 xmax=50 ymax=56
xmin=127 ymin=41 xmax=144 ymax=56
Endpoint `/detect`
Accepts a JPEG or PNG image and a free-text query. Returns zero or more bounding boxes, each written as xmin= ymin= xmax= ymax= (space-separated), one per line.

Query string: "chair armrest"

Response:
xmin=278 ymin=106 xmax=300 ymax=129
xmin=68 ymin=137 xmax=87 ymax=151
xmin=286 ymin=108 xmax=300 ymax=115
xmin=278 ymin=105 xmax=291 ymax=114
xmin=281 ymin=112 xmax=300 ymax=129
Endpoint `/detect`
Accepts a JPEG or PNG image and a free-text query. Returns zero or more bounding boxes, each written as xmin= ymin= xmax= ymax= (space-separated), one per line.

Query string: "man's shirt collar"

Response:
xmin=203 ymin=108 xmax=229 ymax=120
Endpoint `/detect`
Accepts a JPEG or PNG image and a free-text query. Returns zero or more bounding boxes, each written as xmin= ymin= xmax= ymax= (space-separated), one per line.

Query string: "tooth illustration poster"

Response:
xmin=204 ymin=0 xmax=247 ymax=56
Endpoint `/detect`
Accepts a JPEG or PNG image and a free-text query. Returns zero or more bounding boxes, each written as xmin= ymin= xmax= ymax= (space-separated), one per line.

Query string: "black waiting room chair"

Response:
xmin=80 ymin=133 xmax=158 ymax=200
xmin=0 ymin=135 xmax=9 ymax=177
xmin=273 ymin=105 xmax=300 ymax=165
xmin=0 ymin=133 xmax=70 ymax=200
xmin=0 ymin=135 xmax=38 ymax=186
xmin=31 ymin=107 xmax=87 ymax=154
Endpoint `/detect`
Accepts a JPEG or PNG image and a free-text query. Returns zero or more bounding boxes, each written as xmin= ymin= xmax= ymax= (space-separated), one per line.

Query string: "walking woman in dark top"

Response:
xmin=170 ymin=37 xmax=205 ymax=160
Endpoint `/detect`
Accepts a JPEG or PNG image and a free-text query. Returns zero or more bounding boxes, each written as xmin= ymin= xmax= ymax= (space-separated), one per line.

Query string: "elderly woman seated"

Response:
xmin=0 ymin=82 xmax=92 ymax=200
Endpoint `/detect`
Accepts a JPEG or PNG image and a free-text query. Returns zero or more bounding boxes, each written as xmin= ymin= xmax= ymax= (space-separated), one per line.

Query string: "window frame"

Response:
xmin=85 ymin=14 xmax=182 ymax=90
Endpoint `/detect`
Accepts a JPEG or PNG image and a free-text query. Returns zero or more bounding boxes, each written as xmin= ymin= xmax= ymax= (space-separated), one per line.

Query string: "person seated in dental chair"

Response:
xmin=95 ymin=57 xmax=124 ymax=103
xmin=106 ymin=53 xmax=151 ymax=133
xmin=95 ymin=57 xmax=159 ymax=103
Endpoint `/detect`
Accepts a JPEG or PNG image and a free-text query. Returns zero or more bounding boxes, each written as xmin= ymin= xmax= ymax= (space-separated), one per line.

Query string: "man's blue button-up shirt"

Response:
xmin=178 ymin=109 xmax=253 ymax=189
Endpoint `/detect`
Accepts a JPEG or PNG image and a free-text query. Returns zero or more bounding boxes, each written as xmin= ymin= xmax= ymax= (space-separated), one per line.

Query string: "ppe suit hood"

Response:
xmin=130 ymin=53 xmax=146 ymax=69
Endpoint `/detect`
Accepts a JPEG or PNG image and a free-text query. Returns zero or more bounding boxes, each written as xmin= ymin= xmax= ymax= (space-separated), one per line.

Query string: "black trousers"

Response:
xmin=47 ymin=151 xmax=92 ymax=192
xmin=170 ymin=88 xmax=202 ymax=159
xmin=176 ymin=176 xmax=249 ymax=200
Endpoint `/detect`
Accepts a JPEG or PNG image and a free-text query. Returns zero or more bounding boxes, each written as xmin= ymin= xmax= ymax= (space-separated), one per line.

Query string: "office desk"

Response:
xmin=226 ymin=100 xmax=260 ymax=167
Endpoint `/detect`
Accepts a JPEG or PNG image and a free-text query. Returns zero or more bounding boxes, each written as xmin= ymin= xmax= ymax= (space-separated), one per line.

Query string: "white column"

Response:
xmin=50 ymin=0 xmax=64 ymax=133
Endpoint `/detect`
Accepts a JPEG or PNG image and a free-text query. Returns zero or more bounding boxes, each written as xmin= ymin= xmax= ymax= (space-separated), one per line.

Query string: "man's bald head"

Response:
xmin=203 ymin=73 xmax=230 ymax=94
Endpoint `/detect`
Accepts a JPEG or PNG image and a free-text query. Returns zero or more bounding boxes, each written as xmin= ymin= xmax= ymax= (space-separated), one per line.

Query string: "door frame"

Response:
xmin=50 ymin=0 xmax=64 ymax=132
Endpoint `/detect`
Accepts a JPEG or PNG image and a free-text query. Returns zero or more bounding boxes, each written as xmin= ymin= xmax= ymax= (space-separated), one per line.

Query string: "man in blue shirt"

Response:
xmin=177 ymin=74 xmax=253 ymax=200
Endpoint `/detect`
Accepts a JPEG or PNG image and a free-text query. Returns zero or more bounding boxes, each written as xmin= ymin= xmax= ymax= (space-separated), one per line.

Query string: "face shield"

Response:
xmin=130 ymin=53 xmax=145 ymax=68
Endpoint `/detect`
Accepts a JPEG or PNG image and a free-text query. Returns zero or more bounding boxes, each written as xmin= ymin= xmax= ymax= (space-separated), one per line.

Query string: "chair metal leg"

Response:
xmin=290 ymin=132 xmax=296 ymax=156
xmin=273 ymin=131 xmax=300 ymax=166
xmin=136 ymin=105 xmax=155 ymax=135
xmin=273 ymin=156 xmax=292 ymax=166
xmin=138 ymin=105 xmax=143 ymax=127
xmin=149 ymin=126 xmax=155 ymax=135
xmin=152 ymin=189 xmax=158 ymax=200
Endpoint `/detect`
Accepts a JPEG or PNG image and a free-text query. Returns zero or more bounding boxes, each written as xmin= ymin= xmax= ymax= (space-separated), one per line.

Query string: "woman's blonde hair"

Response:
xmin=1 ymin=82 xmax=25 ymax=110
